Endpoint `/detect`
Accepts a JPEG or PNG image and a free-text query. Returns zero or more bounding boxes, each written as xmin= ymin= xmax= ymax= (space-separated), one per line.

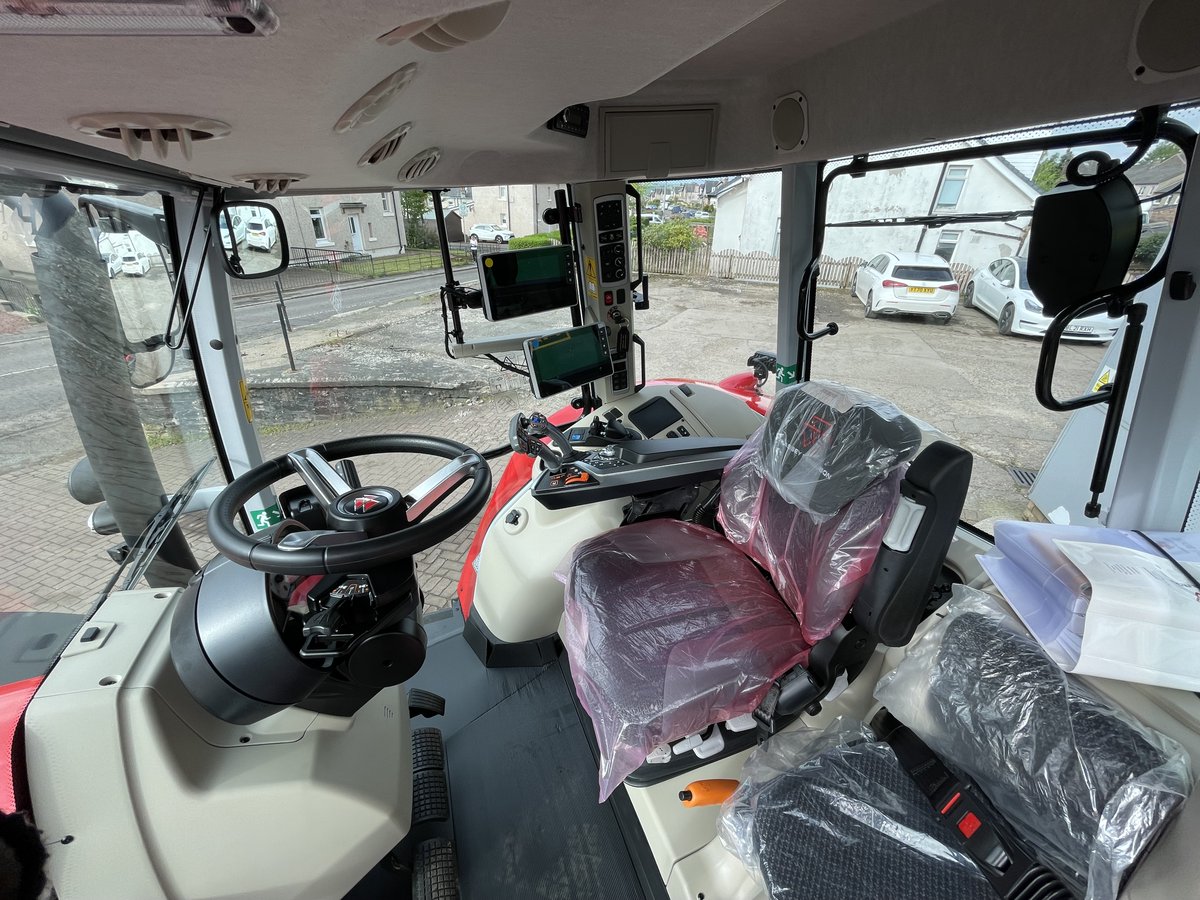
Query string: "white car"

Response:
xmin=469 ymin=223 xmax=514 ymax=243
xmin=219 ymin=211 xmax=247 ymax=250
xmin=852 ymin=251 xmax=960 ymax=324
xmin=120 ymin=250 xmax=151 ymax=276
xmin=245 ymin=217 xmax=278 ymax=251
xmin=964 ymin=256 xmax=1119 ymax=342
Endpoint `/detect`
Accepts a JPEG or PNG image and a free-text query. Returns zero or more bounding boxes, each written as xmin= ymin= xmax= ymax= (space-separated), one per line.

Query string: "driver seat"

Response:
xmin=561 ymin=381 xmax=971 ymax=799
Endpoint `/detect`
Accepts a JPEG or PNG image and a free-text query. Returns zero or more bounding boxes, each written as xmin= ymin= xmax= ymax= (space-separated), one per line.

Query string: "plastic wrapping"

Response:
xmin=561 ymin=519 xmax=809 ymax=801
xmin=718 ymin=718 xmax=993 ymax=899
xmin=875 ymin=586 xmax=1192 ymax=900
xmin=718 ymin=379 xmax=917 ymax=641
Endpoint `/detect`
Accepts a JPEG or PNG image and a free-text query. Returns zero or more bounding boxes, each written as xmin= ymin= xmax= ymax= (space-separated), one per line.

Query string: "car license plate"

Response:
xmin=908 ymin=286 xmax=934 ymax=294
xmin=1066 ymin=325 xmax=1093 ymax=335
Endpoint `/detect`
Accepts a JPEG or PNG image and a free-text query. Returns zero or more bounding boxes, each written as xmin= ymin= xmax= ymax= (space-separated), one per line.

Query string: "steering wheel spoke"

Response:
xmin=405 ymin=453 xmax=483 ymax=524
xmin=287 ymin=447 xmax=353 ymax=510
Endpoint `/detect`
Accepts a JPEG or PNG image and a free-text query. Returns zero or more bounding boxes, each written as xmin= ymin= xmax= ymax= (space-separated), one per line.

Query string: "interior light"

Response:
xmin=0 ymin=0 xmax=278 ymax=36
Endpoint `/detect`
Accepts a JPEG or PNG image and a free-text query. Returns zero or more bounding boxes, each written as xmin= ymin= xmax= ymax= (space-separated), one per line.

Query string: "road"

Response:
xmin=0 ymin=267 xmax=477 ymax=475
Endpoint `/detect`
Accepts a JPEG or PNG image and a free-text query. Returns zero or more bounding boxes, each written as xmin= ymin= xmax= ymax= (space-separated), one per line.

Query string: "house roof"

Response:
xmin=1127 ymin=152 xmax=1186 ymax=187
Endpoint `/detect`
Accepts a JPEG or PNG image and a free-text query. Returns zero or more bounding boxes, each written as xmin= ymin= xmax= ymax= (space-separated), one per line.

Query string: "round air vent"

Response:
xmin=771 ymin=92 xmax=808 ymax=152
xmin=70 ymin=113 xmax=231 ymax=161
xmin=378 ymin=0 xmax=509 ymax=51
xmin=1129 ymin=0 xmax=1200 ymax=81
xmin=235 ymin=173 xmax=308 ymax=194
xmin=334 ymin=64 xmax=418 ymax=134
xmin=358 ymin=123 xmax=413 ymax=167
xmin=398 ymin=148 xmax=441 ymax=183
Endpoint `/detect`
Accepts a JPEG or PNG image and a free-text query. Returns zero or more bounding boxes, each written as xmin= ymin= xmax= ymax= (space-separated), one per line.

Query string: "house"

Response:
xmin=713 ymin=155 xmax=1040 ymax=271
xmin=466 ymin=184 xmax=563 ymax=238
xmin=1128 ymin=150 xmax=1185 ymax=233
xmin=421 ymin=208 xmax=467 ymax=243
xmin=275 ymin=192 xmax=408 ymax=257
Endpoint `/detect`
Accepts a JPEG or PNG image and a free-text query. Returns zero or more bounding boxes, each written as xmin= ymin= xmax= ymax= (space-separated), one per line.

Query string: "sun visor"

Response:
xmin=1026 ymin=175 xmax=1141 ymax=316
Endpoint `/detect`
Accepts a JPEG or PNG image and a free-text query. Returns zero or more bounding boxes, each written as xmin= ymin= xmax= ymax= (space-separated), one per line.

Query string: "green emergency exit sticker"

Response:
xmin=249 ymin=503 xmax=283 ymax=531
xmin=777 ymin=363 xmax=797 ymax=385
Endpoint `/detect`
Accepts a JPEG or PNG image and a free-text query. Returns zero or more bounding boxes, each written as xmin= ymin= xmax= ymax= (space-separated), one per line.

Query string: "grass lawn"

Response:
xmin=370 ymin=251 xmax=471 ymax=277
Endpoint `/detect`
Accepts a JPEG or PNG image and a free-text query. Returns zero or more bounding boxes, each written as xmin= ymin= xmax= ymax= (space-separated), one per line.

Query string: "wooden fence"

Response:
xmin=640 ymin=246 xmax=975 ymax=289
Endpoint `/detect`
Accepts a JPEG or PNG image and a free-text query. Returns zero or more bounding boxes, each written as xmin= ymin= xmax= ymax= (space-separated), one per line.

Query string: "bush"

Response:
xmin=506 ymin=233 xmax=558 ymax=250
xmin=642 ymin=220 xmax=702 ymax=251
xmin=1133 ymin=231 xmax=1168 ymax=267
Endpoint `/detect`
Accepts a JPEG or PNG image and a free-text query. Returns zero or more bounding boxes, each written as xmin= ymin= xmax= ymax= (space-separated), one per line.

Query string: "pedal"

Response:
xmin=412 ymin=768 xmax=450 ymax=825
xmin=409 ymin=688 xmax=446 ymax=719
xmin=412 ymin=838 xmax=459 ymax=900
xmin=412 ymin=728 xmax=446 ymax=774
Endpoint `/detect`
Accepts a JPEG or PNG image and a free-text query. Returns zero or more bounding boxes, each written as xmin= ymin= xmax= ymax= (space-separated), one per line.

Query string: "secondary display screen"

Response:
xmin=479 ymin=245 xmax=578 ymax=322
xmin=523 ymin=324 xmax=613 ymax=399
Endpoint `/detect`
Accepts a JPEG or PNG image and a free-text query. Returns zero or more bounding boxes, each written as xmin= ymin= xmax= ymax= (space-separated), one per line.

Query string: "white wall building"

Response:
xmin=714 ymin=156 xmax=1040 ymax=272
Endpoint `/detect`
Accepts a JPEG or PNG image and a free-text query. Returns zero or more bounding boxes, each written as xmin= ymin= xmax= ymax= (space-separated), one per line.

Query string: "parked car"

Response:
xmin=104 ymin=253 xmax=120 ymax=278
xmin=852 ymin=251 xmax=959 ymax=324
xmin=120 ymin=250 xmax=151 ymax=276
xmin=219 ymin=211 xmax=246 ymax=250
xmin=469 ymin=223 xmax=514 ymax=243
xmin=963 ymin=256 xmax=1119 ymax=342
xmin=245 ymin=216 xmax=278 ymax=251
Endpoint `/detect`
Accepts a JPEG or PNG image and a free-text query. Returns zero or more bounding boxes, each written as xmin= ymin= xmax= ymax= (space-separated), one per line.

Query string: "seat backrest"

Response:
xmin=718 ymin=381 xmax=922 ymax=643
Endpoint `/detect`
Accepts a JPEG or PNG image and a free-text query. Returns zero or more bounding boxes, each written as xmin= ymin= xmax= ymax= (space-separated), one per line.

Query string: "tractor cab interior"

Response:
xmin=4 ymin=2 xmax=1200 ymax=900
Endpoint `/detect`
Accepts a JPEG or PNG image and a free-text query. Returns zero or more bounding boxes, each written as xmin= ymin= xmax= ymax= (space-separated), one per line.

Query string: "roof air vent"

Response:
xmin=358 ymin=123 xmax=413 ymax=167
xmin=397 ymin=148 xmax=441 ymax=183
xmin=235 ymin=173 xmax=308 ymax=194
xmin=334 ymin=65 xmax=418 ymax=134
xmin=378 ymin=0 xmax=509 ymax=52
xmin=69 ymin=113 xmax=231 ymax=161
xmin=0 ymin=0 xmax=278 ymax=36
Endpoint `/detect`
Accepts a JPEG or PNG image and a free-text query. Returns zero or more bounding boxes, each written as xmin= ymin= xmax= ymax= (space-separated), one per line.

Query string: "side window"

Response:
xmin=988 ymin=259 xmax=1003 ymax=276
xmin=999 ymin=261 xmax=1015 ymax=286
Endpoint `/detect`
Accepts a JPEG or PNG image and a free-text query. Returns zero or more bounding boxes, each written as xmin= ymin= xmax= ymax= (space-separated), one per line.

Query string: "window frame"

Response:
xmin=934 ymin=164 xmax=971 ymax=210
xmin=308 ymin=206 xmax=327 ymax=242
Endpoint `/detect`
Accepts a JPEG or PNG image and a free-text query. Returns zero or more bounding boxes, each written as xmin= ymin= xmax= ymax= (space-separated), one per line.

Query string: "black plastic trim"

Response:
xmin=462 ymin=608 xmax=561 ymax=669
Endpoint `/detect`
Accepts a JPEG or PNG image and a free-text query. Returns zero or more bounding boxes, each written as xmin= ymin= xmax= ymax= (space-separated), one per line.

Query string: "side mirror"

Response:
xmin=214 ymin=200 xmax=288 ymax=279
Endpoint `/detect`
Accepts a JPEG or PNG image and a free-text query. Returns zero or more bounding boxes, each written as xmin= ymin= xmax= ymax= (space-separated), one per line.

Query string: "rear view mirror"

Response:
xmin=214 ymin=200 xmax=288 ymax=279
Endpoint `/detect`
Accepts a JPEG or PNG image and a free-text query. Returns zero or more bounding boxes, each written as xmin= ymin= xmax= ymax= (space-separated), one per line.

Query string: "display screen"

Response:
xmin=524 ymin=324 xmax=613 ymax=399
xmin=628 ymin=396 xmax=683 ymax=437
xmin=479 ymin=245 xmax=578 ymax=322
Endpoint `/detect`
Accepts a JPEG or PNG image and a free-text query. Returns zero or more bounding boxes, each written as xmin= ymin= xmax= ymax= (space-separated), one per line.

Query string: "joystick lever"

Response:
xmin=509 ymin=412 xmax=581 ymax=472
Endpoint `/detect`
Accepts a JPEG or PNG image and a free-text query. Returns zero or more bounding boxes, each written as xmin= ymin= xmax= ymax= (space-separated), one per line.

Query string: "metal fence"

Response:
xmin=230 ymin=245 xmax=473 ymax=299
xmin=640 ymin=246 xmax=976 ymax=290
xmin=0 ymin=276 xmax=37 ymax=313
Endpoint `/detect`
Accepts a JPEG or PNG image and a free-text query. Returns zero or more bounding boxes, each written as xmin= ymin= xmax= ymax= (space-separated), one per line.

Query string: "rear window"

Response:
xmin=122 ymin=255 xmax=137 ymax=262
xmin=247 ymin=221 xmax=265 ymax=231
xmin=892 ymin=265 xmax=954 ymax=281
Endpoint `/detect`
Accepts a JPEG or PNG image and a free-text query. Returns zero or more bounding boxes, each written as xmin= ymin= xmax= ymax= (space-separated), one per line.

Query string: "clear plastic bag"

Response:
xmin=875 ymin=586 xmax=1193 ymax=900
xmin=718 ymin=718 xmax=994 ymax=899
xmin=718 ymin=379 xmax=919 ymax=642
xmin=560 ymin=519 xmax=809 ymax=801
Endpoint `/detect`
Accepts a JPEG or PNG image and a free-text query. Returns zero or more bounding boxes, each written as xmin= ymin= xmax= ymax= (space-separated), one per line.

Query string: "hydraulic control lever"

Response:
xmin=509 ymin=412 xmax=581 ymax=472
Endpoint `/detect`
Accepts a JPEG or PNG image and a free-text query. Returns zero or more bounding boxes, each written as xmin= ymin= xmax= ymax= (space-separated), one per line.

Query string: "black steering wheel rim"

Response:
xmin=209 ymin=434 xmax=491 ymax=575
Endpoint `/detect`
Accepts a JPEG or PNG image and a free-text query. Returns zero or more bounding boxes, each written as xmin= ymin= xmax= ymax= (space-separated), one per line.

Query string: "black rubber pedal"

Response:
xmin=412 ymin=838 xmax=459 ymax=900
xmin=409 ymin=688 xmax=446 ymax=719
xmin=412 ymin=768 xmax=450 ymax=825
xmin=412 ymin=728 xmax=445 ymax=774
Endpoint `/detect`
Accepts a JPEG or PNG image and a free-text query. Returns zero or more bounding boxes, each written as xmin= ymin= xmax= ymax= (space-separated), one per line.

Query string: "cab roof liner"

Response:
xmin=0 ymin=0 xmax=1198 ymax=191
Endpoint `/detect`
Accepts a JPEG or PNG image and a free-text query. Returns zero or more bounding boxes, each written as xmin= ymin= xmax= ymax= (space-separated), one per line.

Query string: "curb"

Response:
xmin=233 ymin=265 xmax=478 ymax=306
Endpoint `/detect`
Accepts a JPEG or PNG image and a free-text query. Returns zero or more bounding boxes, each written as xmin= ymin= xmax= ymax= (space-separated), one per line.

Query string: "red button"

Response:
xmin=957 ymin=812 xmax=981 ymax=839
xmin=604 ymin=290 xmax=614 ymax=305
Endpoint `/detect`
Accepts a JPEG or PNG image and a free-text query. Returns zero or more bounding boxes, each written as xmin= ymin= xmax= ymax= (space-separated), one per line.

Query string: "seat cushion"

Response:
xmin=562 ymin=519 xmax=809 ymax=801
xmin=719 ymin=721 xmax=993 ymax=900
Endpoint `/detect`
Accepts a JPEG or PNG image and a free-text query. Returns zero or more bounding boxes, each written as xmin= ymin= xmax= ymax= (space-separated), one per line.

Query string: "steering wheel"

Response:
xmin=209 ymin=435 xmax=491 ymax=575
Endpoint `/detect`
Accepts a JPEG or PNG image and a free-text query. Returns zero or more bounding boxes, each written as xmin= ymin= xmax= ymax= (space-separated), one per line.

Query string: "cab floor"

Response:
xmin=407 ymin=608 xmax=668 ymax=900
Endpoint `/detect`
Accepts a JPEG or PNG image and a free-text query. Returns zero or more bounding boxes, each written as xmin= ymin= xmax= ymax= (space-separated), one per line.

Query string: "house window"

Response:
xmin=934 ymin=229 xmax=961 ymax=262
xmin=367 ymin=222 xmax=376 ymax=241
xmin=308 ymin=207 xmax=327 ymax=241
xmin=934 ymin=166 xmax=970 ymax=210
xmin=381 ymin=193 xmax=392 ymax=215
xmin=499 ymin=185 xmax=508 ymax=199
xmin=500 ymin=213 xmax=508 ymax=227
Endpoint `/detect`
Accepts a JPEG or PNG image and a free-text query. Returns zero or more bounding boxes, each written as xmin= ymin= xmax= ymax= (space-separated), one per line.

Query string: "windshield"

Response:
xmin=0 ymin=171 xmax=224 ymax=626
xmin=1015 ymin=257 xmax=1030 ymax=289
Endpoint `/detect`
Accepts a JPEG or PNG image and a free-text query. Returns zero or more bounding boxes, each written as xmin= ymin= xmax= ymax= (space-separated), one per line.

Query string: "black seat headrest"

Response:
xmin=759 ymin=381 xmax=922 ymax=517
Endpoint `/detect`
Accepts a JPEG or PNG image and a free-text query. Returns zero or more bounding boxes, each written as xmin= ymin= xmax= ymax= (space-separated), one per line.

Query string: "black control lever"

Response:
xmin=509 ymin=412 xmax=581 ymax=472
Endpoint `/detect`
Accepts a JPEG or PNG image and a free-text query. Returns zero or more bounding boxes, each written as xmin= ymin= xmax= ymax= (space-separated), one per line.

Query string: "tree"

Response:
xmin=642 ymin=219 xmax=701 ymax=251
xmin=1143 ymin=142 xmax=1182 ymax=164
xmin=1033 ymin=152 xmax=1068 ymax=193
xmin=1133 ymin=231 xmax=1167 ymax=267
xmin=399 ymin=190 xmax=433 ymax=249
